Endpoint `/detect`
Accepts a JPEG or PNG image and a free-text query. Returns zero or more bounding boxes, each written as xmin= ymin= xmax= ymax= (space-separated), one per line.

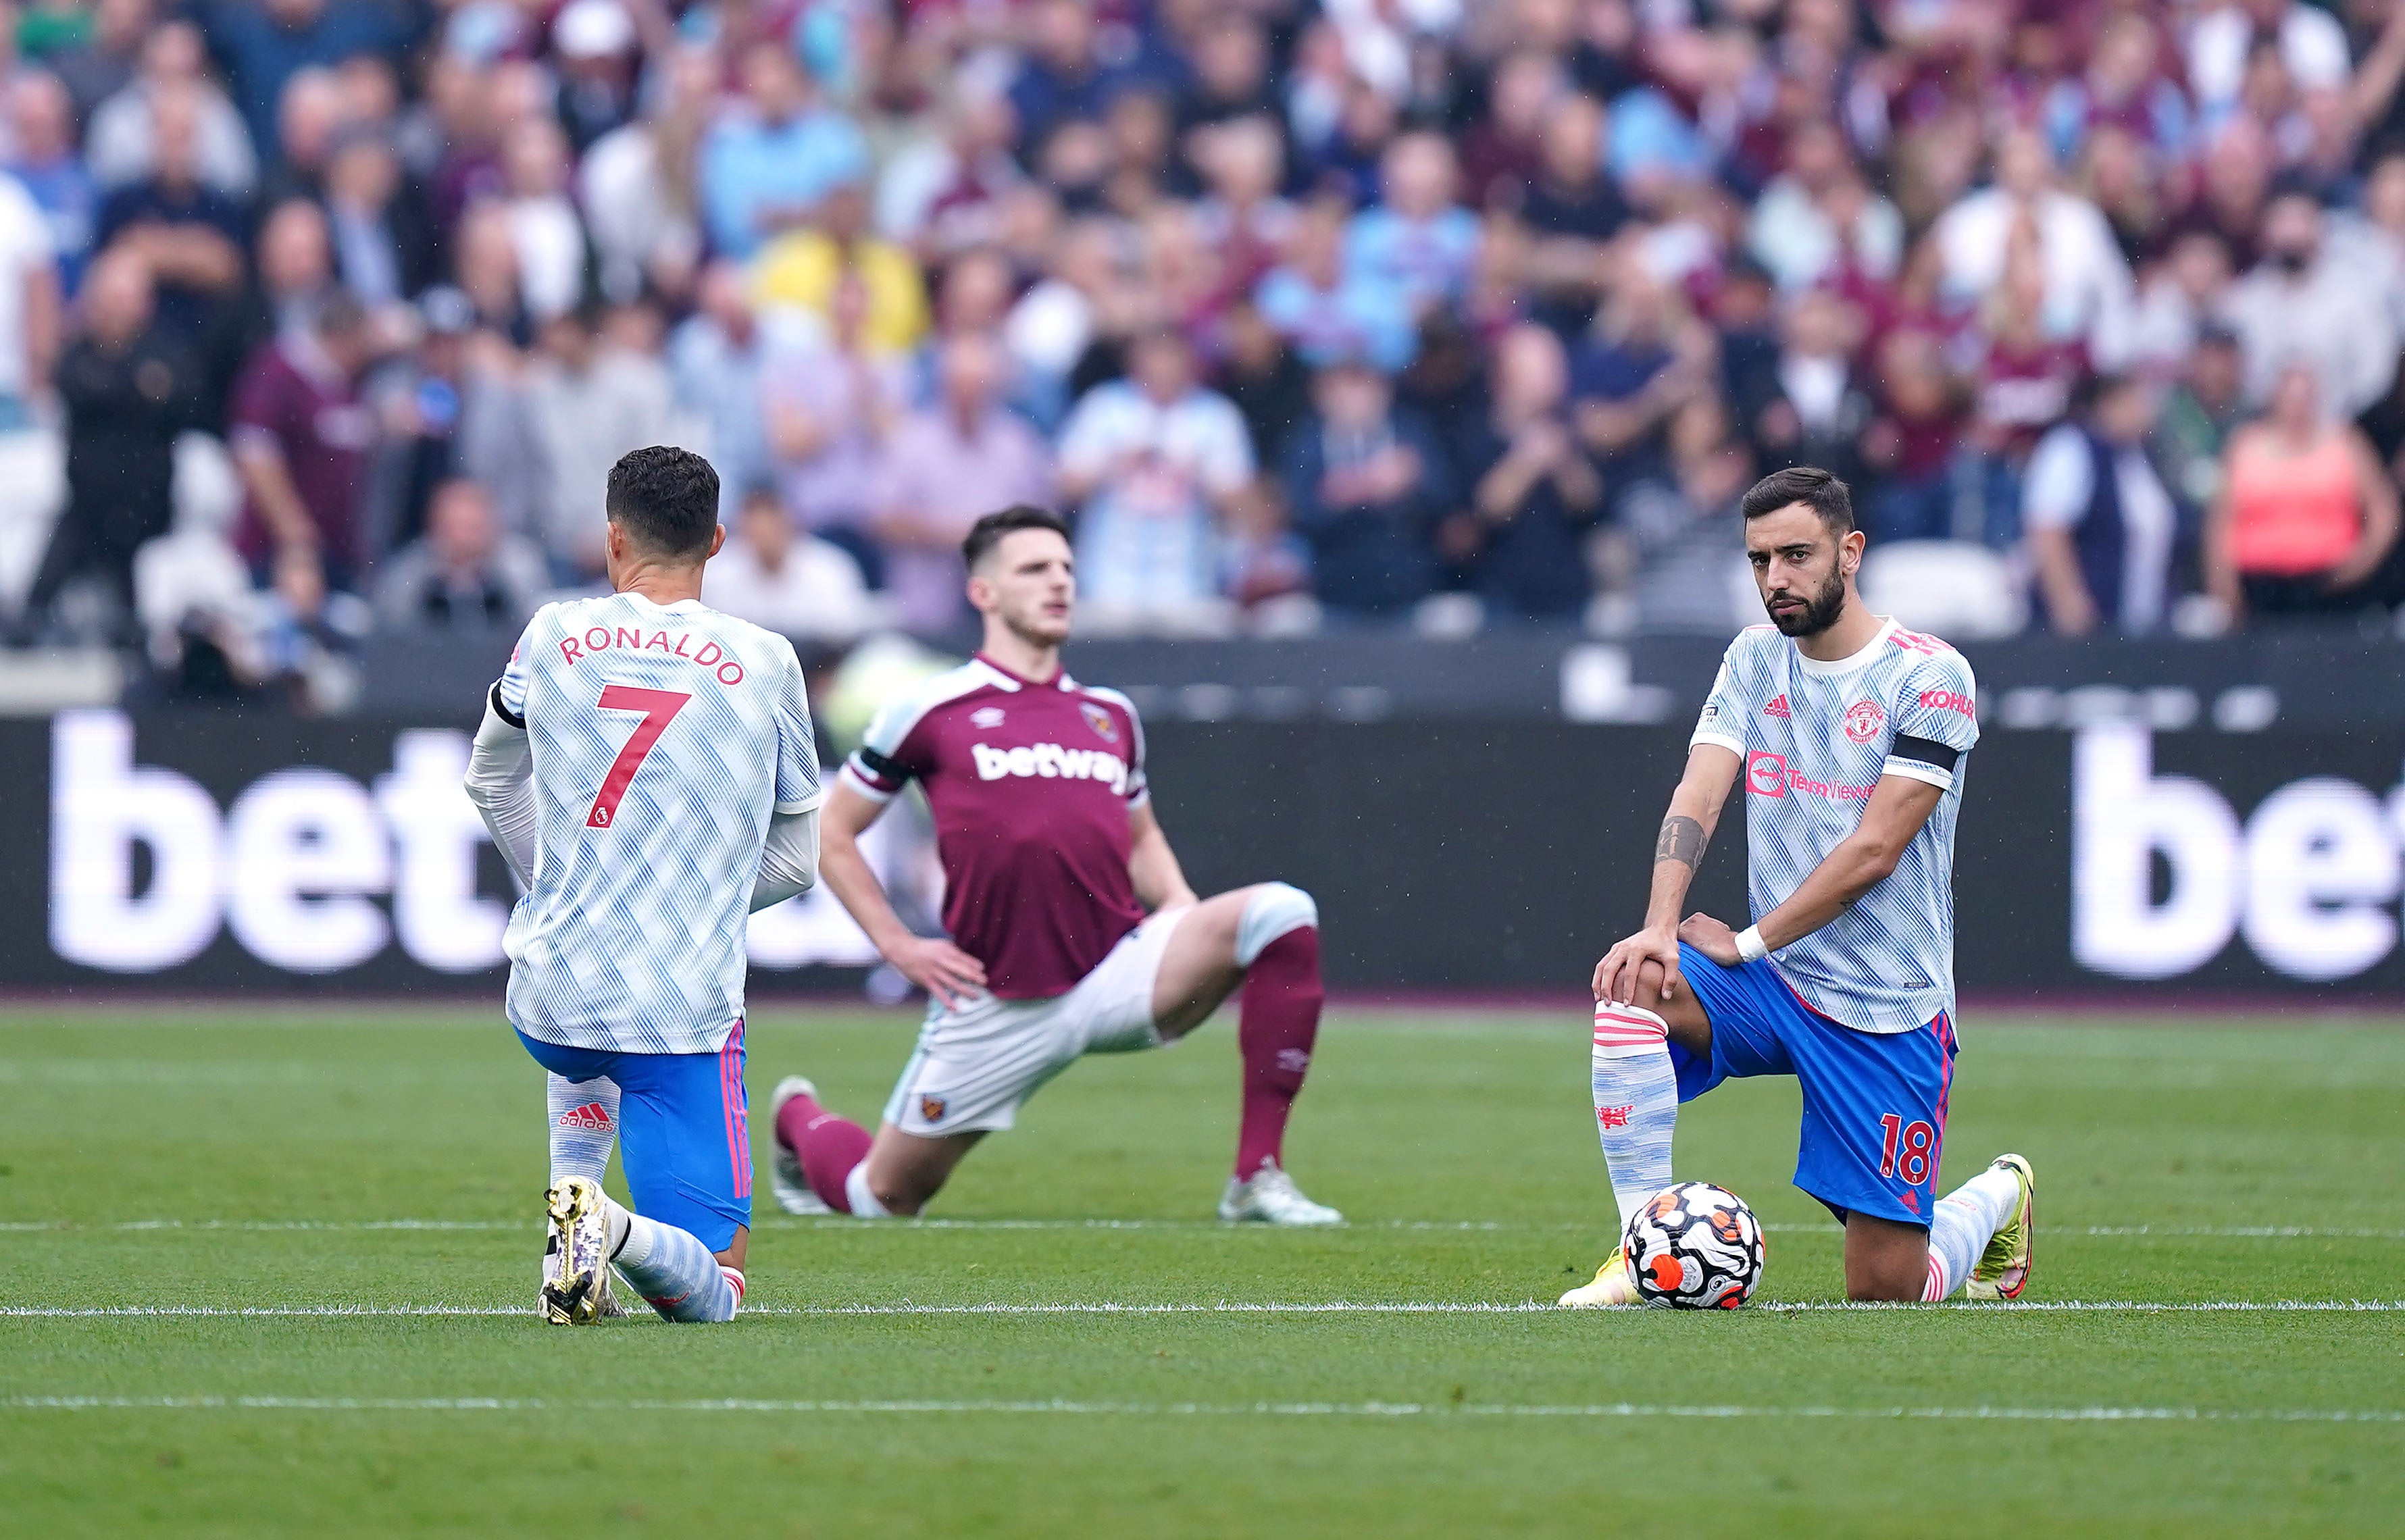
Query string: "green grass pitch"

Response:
xmin=3 ymin=1004 xmax=2402 ymax=1537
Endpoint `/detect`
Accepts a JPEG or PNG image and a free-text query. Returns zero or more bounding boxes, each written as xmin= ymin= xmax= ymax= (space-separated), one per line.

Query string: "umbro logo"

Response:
xmin=556 ymin=1102 xmax=611 ymax=1131
xmin=971 ymin=706 xmax=1007 ymax=728
xmin=1763 ymin=694 xmax=1792 ymax=719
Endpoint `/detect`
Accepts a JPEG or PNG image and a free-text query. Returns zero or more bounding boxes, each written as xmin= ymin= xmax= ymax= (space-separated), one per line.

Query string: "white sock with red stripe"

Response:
xmin=547 ymin=1074 xmax=618 ymax=1183
xmin=610 ymin=1209 xmax=741 ymax=1323
xmin=1921 ymin=1165 xmax=2022 ymax=1300
xmin=1590 ymin=1002 xmax=1677 ymax=1232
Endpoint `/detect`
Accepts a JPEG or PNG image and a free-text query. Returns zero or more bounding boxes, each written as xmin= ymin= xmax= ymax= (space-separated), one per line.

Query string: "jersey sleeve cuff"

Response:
xmin=775 ymin=791 xmax=825 ymax=815
xmin=838 ymin=763 xmax=898 ymax=804
xmin=1880 ymin=759 xmax=1956 ymax=791
xmin=1690 ymin=729 xmax=1746 ymax=756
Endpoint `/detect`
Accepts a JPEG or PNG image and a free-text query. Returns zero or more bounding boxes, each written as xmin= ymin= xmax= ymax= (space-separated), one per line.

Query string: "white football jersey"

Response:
xmin=495 ymin=592 xmax=821 ymax=1054
xmin=1691 ymin=618 xmax=1979 ymax=1033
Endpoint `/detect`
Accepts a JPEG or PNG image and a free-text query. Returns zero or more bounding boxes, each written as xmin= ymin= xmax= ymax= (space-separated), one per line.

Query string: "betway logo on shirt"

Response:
xmin=971 ymin=741 xmax=1128 ymax=794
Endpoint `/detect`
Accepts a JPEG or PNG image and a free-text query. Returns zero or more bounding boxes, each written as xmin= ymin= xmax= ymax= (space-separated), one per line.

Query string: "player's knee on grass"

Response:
xmin=1843 ymin=1216 xmax=1933 ymax=1302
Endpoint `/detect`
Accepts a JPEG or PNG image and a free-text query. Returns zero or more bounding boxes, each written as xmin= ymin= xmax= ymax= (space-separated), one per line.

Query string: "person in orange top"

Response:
xmin=2206 ymin=361 xmax=2401 ymax=621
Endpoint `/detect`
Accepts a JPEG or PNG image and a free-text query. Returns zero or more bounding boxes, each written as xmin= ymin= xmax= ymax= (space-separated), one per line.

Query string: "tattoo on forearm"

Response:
xmin=1654 ymin=815 xmax=1707 ymax=869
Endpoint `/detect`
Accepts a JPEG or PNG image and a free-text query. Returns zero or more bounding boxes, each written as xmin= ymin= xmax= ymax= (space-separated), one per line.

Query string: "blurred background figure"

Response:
xmin=2207 ymin=362 xmax=2402 ymax=623
xmin=370 ymin=478 xmax=546 ymax=632
xmin=11 ymin=249 xmax=202 ymax=645
xmin=700 ymin=482 xmax=878 ymax=643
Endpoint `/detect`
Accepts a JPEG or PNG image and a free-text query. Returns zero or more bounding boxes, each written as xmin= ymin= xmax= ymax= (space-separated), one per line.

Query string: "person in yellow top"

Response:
xmin=750 ymin=182 xmax=929 ymax=357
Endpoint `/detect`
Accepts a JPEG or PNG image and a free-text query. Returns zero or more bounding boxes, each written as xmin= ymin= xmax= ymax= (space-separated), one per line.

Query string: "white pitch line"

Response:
xmin=5 ymin=1218 xmax=2405 ymax=1239
xmin=5 ymin=1395 xmax=2400 ymax=1424
xmin=5 ymin=1300 xmax=2403 ymax=1319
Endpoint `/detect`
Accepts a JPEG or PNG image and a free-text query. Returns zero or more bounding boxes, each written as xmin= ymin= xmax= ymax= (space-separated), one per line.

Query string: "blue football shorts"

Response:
xmin=515 ymin=1021 xmax=753 ymax=1252
xmin=1670 ymin=942 xmax=1957 ymax=1228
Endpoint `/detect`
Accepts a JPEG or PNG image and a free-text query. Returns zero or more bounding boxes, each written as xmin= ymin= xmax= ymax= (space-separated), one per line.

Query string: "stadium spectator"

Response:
xmin=523 ymin=302 xmax=676 ymax=581
xmin=1279 ymin=353 xmax=1454 ymax=618
xmin=699 ymin=482 xmax=878 ymax=642
xmin=193 ymin=0 xmax=409 ymax=156
xmin=2221 ymin=184 xmax=2404 ymax=419
xmin=699 ymin=38 xmax=869 ymax=262
xmin=753 ymin=182 xmax=929 ymax=357
xmin=370 ymin=478 xmax=545 ymax=632
xmin=1933 ymin=129 xmax=2135 ymax=368
xmin=84 ymin=19 xmax=258 ymax=199
xmin=1345 ymin=132 xmax=1480 ymax=315
xmin=1457 ymin=322 xmax=1604 ymax=621
xmin=92 ymin=83 xmax=243 ymax=340
xmin=668 ymin=261 xmax=773 ymax=523
xmin=229 ymin=288 xmax=377 ymax=592
xmin=11 ymin=247 xmax=204 ymax=645
xmin=7 ymin=72 xmax=97 ymax=294
xmin=871 ymin=332 xmax=1054 ymax=632
xmin=2023 ymin=374 xmax=2181 ymax=636
xmin=2207 ymin=361 xmax=2403 ymax=620
xmin=1257 ymin=194 xmax=1415 ymax=375
xmin=1055 ymin=326 xmax=1255 ymax=627
xmin=49 ymin=0 xmax=151 ymax=128
xmin=761 ymin=271 xmax=907 ymax=583
xmin=10 ymin=0 xmax=2405 ymax=661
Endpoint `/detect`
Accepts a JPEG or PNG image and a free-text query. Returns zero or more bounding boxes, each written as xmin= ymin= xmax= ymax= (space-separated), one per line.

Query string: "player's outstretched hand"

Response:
xmin=892 ymin=935 xmax=988 ymax=1011
xmin=1593 ymin=924 xmax=1682 ymax=1006
xmin=1677 ymin=913 xmax=1740 ymax=966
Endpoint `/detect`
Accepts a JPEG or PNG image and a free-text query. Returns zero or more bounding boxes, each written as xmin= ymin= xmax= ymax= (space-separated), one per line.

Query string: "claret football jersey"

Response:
xmin=841 ymin=654 xmax=1148 ymax=998
xmin=495 ymin=591 xmax=821 ymax=1054
xmin=1690 ymin=618 xmax=1979 ymax=1033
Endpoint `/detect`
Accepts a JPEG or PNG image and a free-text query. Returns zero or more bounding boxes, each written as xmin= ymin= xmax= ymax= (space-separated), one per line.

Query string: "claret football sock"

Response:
xmin=774 ymin=1087 xmax=876 ymax=1213
xmin=547 ymin=1074 xmax=619 ymax=1184
xmin=1590 ymin=1003 xmax=1677 ymax=1231
xmin=1922 ymin=1163 xmax=2023 ymax=1301
xmin=611 ymin=1208 xmax=741 ymax=1323
xmin=1233 ymin=896 xmax=1323 ymax=1179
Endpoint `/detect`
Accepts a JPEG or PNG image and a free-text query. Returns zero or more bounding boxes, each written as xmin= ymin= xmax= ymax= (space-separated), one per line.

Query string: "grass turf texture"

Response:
xmin=2 ymin=1006 xmax=2402 ymax=1537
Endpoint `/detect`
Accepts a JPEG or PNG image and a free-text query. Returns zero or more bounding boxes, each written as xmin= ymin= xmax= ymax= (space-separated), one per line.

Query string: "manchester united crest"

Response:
xmin=1844 ymin=698 xmax=1885 ymax=744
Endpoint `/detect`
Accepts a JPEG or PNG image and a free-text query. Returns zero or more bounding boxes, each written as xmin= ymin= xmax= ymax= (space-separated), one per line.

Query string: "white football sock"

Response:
xmin=611 ymin=1208 xmax=740 ymax=1323
xmin=1922 ymin=1164 xmax=2022 ymax=1301
xmin=1590 ymin=1004 xmax=1677 ymax=1233
xmin=547 ymin=1074 xmax=618 ymax=1184
xmin=844 ymin=1161 xmax=891 ymax=1218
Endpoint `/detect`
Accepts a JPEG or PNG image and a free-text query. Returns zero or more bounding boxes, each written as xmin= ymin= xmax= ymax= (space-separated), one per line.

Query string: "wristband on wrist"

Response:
xmin=1735 ymin=925 xmax=1770 ymax=963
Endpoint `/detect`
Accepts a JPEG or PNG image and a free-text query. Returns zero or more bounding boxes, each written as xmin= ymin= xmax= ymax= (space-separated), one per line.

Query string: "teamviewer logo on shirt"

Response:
xmin=1747 ymin=750 xmax=1788 ymax=797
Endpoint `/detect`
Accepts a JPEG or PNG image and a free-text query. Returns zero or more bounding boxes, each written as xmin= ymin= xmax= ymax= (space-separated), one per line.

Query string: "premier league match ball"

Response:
xmin=1623 ymin=1182 xmax=1767 ymax=1310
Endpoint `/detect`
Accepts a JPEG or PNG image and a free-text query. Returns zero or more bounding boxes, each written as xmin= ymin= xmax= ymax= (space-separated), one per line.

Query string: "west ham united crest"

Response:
xmin=920 ymin=1094 xmax=947 ymax=1123
xmin=1080 ymin=702 xmax=1118 ymax=743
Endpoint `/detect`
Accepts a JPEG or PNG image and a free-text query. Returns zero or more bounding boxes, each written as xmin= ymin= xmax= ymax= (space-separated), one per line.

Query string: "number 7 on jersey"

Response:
xmin=586 ymin=685 xmax=692 ymax=829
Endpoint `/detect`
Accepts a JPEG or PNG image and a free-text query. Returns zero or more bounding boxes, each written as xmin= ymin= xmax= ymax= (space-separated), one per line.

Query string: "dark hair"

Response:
xmin=1739 ymin=465 xmax=1854 ymax=536
xmin=963 ymin=505 xmax=1071 ymax=570
xmin=605 ymin=445 xmax=721 ymax=559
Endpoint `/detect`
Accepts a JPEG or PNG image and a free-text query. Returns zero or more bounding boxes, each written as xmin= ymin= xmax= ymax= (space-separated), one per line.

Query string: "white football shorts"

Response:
xmin=882 ymin=905 xmax=1192 ymax=1137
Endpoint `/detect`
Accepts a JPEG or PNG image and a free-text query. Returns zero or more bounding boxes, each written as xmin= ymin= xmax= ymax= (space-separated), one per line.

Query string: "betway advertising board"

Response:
xmin=5 ymin=711 xmax=2402 ymax=996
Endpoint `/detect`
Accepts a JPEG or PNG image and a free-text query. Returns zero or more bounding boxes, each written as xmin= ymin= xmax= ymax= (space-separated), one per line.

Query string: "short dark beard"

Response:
xmin=1767 ymin=565 xmax=1848 ymax=637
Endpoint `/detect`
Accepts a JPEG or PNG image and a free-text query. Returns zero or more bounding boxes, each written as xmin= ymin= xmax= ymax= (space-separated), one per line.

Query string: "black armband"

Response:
xmin=488 ymin=681 xmax=525 ymax=729
xmin=1889 ymin=734 xmax=1959 ymax=771
xmin=855 ymin=744 xmax=915 ymax=786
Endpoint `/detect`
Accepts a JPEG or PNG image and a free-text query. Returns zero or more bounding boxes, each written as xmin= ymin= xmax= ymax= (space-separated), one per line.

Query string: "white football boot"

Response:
xmin=768 ymin=1075 xmax=834 ymax=1216
xmin=539 ymin=1176 xmax=628 ymax=1324
xmin=1217 ymin=1161 xmax=1343 ymax=1225
xmin=1558 ymin=1245 xmax=1638 ymax=1308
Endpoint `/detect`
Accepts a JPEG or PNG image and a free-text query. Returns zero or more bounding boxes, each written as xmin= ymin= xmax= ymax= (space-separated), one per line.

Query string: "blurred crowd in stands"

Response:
xmin=5 ymin=0 xmax=2405 ymax=702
